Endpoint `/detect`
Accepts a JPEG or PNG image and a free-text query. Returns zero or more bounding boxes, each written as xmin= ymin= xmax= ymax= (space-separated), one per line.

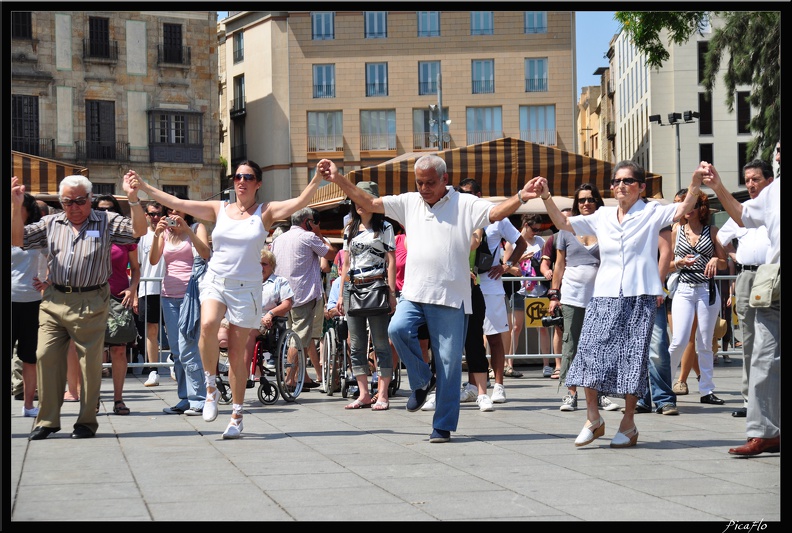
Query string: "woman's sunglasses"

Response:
xmin=234 ymin=173 xmax=257 ymax=182
xmin=577 ymin=197 xmax=597 ymax=204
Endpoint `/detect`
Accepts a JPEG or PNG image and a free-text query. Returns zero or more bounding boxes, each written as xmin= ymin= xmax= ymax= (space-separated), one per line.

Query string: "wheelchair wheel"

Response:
xmin=340 ymin=343 xmax=351 ymax=399
xmin=257 ymin=377 xmax=279 ymax=405
xmin=388 ymin=361 xmax=401 ymax=396
xmin=216 ymin=374 xmax=233 ymax=405
xmin=276 ymin=329 xmax=305 ymax=402
xmin=322 ymin=328 xmax=338 ymax=397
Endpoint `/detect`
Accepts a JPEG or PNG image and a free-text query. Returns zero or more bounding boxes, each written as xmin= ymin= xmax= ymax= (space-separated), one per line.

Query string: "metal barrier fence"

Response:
xmin=501 ymin=274 xmax=741 ymax=361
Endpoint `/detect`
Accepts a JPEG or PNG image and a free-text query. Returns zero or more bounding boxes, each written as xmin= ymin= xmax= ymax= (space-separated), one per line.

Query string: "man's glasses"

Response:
xmin=60 ymin=196 xmax=89 ymax=207
xmin=577 ymin=197 xmax=597 ymax=204
xmin=146 ymin=212 xmax=163 ymax=217
xmin=611 ymin=178 xmax=640 ymax=187
xmin=234 ymin=173 xmax=257 ymax=182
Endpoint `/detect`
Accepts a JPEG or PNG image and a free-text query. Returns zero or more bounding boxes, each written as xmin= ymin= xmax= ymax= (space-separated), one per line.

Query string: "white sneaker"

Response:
xmin=167 ymin=355 xmax=176 ymax=381
xmin=22 ymin=406 xmax=39 ymax=417
xmin=144 ymin=370 xmax=160 ymax=387
xmin=599 ymin=395 xmax=621 ymax=411
xmin=560 ymin=392 xmax=578 ymax=412
xmin=476 ymin=394 xmax=494 ymax=412
xmin=420 ymin=392 xmax=436 ymax=411
xmin=222 ymin=416 xmax=244 ymax=439
xmin=263 ymin=352 xmax=275 ymax=371
xmin=491 ymin=383 xmax=506 ymax=404
xmin=460 ymin=382 xmax=477 ymax=403
xmin=203 ymin=388 xmax=220 ymax=422
xmin=184 ymin=407 xmax=203 ymax=416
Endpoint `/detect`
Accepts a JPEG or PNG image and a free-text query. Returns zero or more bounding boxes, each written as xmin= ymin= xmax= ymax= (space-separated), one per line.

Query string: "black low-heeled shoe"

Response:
xmin=71 ymin=424 xmax=95 ymax=439
xmin=700 ymin=393 xmax=725 ymax=405
xmin=29 ymin=426 xmax=60 ymax=441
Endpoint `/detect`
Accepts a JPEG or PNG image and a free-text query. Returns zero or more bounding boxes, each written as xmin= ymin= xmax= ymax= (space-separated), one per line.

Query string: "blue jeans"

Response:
xmin=162 ymin=296 xmax=206 ymax=410
xmin=640 ymin=300 xmax=676 ymax=410
xmin=389 ymin=299 xmax=467 ymax=432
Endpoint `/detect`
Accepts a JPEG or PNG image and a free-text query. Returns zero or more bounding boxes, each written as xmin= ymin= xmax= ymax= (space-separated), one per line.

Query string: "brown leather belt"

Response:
xmin=346 ymin=274 xmax=386 ymax=285
xmin=52 ymin=283 xmax=106 ymax=293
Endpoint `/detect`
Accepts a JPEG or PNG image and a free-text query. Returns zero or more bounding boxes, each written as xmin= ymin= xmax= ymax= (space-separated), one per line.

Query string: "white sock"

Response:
xmin=205 ymin=372 xmax=216 ymax=389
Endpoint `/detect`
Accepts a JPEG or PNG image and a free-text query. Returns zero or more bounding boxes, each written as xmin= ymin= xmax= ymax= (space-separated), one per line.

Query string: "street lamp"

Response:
xmin=428 ymin=103 xmax=451 ymax=149
xmin=649 ymin=110 xmax=699 ymax=194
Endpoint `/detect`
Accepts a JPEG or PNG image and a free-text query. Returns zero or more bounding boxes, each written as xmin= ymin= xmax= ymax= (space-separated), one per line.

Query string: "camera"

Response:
xmin=541 ymin=308 xmax=564 ymax=330
xmin=165 ymin=217 xmax=177 ymax=227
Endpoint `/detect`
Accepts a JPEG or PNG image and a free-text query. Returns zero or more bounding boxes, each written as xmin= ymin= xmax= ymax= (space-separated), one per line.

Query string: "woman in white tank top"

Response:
xmin=127 ymin=160 xmax=323 ymax=439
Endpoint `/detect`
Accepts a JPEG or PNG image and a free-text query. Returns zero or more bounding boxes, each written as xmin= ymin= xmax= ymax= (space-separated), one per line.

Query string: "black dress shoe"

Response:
xmin=700 ymin=393 xmax=725 ymax=405
xmin=732 ymin=407 xmax=747 ymax=417
xmin=71 ymin=424 xmax=95 ymax=439
xmin=29 ymin=426 xmax=61 ymax=441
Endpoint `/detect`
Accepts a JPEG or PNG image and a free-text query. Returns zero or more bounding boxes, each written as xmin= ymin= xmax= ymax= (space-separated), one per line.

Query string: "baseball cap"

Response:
xmin=356 ymin=181 xmax=379 ymax=198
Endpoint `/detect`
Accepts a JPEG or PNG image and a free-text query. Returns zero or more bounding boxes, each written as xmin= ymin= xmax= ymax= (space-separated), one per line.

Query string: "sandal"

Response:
xmin=113 ymin=400 xmax=130 ymax=415
xmin=372 ymin=400 xmax=390 ymax=411
xmin=550 ymin=368 xmax=561 ymax=379
xmin=344 ymin=398 xmax=372 ymax=409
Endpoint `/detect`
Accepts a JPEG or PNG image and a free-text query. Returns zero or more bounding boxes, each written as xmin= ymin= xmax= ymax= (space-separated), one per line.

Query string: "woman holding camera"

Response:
xmin=547 ymin=184 xmax=616 ymax=413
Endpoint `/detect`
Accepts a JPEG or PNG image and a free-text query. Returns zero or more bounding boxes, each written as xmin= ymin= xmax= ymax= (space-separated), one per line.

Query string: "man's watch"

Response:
xmin=504 ymin=261 xmax=513 ymax=268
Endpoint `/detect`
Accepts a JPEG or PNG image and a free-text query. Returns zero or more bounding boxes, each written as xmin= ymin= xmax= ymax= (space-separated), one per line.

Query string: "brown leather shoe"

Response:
xmin=728 ymin=437 xmax=780 ymax=456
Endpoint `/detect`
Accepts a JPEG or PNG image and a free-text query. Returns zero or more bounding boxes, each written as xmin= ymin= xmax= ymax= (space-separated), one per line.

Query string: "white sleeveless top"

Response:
xmin=209 ymin=202 xmax=268 ymax=282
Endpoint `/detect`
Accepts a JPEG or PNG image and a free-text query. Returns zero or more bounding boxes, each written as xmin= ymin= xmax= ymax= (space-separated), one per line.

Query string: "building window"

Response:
xmin=233 ymin=32 xmax=244 ymax=63
xmin=366 ymin=63 xmax=388 ymax=97
xmin=148 ymin=110 xmax=203 ymax=164
xmin=413 ymin=107 xmax=449 ymax=149
xmin=524 ymin=11 xmax=547 ymax=33
xmin=698 ymin=92 xmax=713 ymax=135
xmin=12 ymin=11 xmax=32 ymax=39
xmin=312 ymin=12 xmax=335 ymax=40
xmin=85 ymin=99 xmax=116 ymax=160
xmin=737 ymin=142 xmax=749 ymax=186
xmin=736 ymin=91 xmax=751 ymax=134
xmin=525 ymin=58 xmax=548 ymax=92
xmin=699 ymin=143 xmax=714 ymax=165
xmin=418 ymin=61 xmax=440 ymax=95
xmin=360 ymin=109 xmax=396 ymax=150
xmin=470 ymin=11 xmax=493 ymax=35
xmin=472 ymin=59 xmax=495 ymax=94
xmin=308 ymin=111 xmax=343 ymax=152
xmin=466 ymin=106 xmax=502 ymax=145
xmin=87 ymin=17 xmax=112 ymax=59
xmin=11 ymin=95 xmax=40 ymax=154
xmin=313 ymin=64 xmax=336 ymax=98
xmin=519 ymin=105 xmax=556 ymax=145
xmin=232 ymin=120 xmax=246 ymax=165
xmin=365 ymin=12 xmax=387 ymax=39
xmin=93 ymin=183 xmax=115 ymax=196
xmin=417 ymin=11 xmax=440 ymax=37
xmin=697 ymin=41 xmax=709 ymax=84
xmin=161 ymin=23 xmax=184 ymax=64
xmin=231 ymin=75 xmax=246 ymax=115
xmin=163 ymin=185 xmax=188 ymax=198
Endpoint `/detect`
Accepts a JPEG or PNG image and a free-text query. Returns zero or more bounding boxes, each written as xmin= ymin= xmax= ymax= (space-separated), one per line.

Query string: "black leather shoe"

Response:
xmin=29 ymin=426 xmax=60 ymax=441
xmin=732 ymin=407 xmax=747 ymax=417
xmin=71 ymin=424 xmax=95 ymax=439
xmin=700 ymin=393 xmax=725 ymax=405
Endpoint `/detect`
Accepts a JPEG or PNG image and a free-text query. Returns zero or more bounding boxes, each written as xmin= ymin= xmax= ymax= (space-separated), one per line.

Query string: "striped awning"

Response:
xmin=11 ymin=151 xmax=89 ymax=195
xmin=309 ymin=137 xmax=663 ymax=209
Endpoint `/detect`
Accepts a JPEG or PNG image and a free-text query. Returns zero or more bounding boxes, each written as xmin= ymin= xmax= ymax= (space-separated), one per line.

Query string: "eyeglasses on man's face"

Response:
xmin=577 ymin=197 xmax=596 ymax=204
xmin=234 ymin=173 xmax=257 ymax=182
xmin=611 ymin=178 xmax=640 ymax=187
xmin=146 ymin=211 xmax=163 ymax=217
xmin=60 ymin=196 xmax=89 ymax=207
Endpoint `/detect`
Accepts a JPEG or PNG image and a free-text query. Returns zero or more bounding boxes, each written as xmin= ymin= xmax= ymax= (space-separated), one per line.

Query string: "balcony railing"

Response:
xmin=313 ymin=84 xmax=335 ymax=98
xmin=12 ymin=137 xmax=54 ymax=158
xmin=365 ymin=83 xmax=388 ymax=97
xmin=525 ymin=78 xmax=548 ymax=92
xmin=157 ymin=44 xmax=191 ymax=66
xmin=519 ymin=129 xmax=557 ymax=146
xmin=360 ymin=134 xmax=396 ymax=151
xmin=472 ymin=80 xmax=495 ymax=94
xmin=75 ymin=140 xmax=129 ymax=161
xmin=307 ymin=134 xmax=344 ymax=152
xmin=467 ymin=130 xmax=503 ymax=145
xmin=82 ymin=39 xmax=118 ymax=61
xmin=418 ymin=81 xmax=438 ymax=95
xmin=413 ymin=132 xmax=450 ymax=150
xmin=230 ymin=97 xmax=246 ymax=117
xmin=524 ymin=25 xmax=547 ymax=33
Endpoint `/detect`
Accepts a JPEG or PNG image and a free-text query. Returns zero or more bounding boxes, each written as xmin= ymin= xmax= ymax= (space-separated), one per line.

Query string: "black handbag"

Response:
xmin=346 ymin=278 xmax=390 ymax=317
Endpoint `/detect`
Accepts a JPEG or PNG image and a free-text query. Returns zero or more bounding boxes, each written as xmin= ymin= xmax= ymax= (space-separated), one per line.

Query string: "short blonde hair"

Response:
xmin=260 ymin=248 xmax=276 ymax=270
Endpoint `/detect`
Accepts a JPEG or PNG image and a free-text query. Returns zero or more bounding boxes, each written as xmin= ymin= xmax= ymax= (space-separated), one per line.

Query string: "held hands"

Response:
xmin=123 ymin=170 xmax=147 ymax=196
xmin=525 ymin=176 xmax=550 ymax=199
xmin=11 ymin=176 xmax=25 ymax=207
xmin=691 ymin=161 xmax=712 ymax=189
xmin=317 ymin=159 xmax=340 ymax=182
xmin=699 ymin=162 xmax=723 ymax=189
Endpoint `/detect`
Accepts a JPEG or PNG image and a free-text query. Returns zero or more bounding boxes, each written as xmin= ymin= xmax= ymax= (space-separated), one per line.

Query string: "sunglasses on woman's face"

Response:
xmin=234 ymin=173 xmax=257 ymax=182
xmin=577 ymin=197 xmax=596 ymax=204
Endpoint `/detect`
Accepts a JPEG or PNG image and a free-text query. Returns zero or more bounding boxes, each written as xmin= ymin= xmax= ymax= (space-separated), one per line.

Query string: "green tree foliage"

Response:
xmin=615 ymin=11 xmax=780 ymax=161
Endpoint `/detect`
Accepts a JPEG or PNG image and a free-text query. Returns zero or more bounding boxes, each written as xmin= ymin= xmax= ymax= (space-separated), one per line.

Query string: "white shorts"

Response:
xmin=482 ymin=293 xmax=510 ymax=335
xmin=199 ymin=272 xmax=261 ymax=329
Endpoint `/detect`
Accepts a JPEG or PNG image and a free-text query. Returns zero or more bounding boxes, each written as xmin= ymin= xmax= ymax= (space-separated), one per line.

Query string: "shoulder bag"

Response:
xmin=346 ymin=277 xmax=390 ymax=317
xmin=105 ymin=297 xmax=138 ymax=345
xmin=749 ymin=264 xmax=780 ymax=308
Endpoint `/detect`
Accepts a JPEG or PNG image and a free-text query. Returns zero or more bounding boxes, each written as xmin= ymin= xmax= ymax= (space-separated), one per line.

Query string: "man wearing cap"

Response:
xmin=271 ymin=207 xmax=337 ymax=386
xmin=11 ymin=173 xmax=147 ymax=440
xmin=319 ymin=155 xmax=535 ymax=443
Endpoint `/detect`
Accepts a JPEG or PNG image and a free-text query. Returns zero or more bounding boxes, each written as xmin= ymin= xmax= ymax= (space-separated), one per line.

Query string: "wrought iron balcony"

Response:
xmin=418 ymin=81 xmax=438 ymax=95
xmin=307 ymin=134 xmax=344 ymax=152
xmin=413 ymin=132 xmax=450 ymax=150
xmin=360 ymin=134 xmax=396 ymax=151
xmin=75 ymin=140 xmax=129 ymax=162
xmin=472 ymin=80 xmax=495 ymax=94
xmin=525 ymin=78 xmax=547 ymax=92
xmin=365 ymin=83 xmax=388 ymax=97
xmin=82 ymin=39 xmax=118 ymax=62
xmin=157 ymin=44 xmax=191 ymax=66
xmin=230 ymin=97 xmax=246 ymax=118
xmin=12 ymin=137 xmax=54 ymax=158
xmin=313 ymin=84 xmax=335 ymax=98
xmin=519 ymin=129 xmax=557 ymax=146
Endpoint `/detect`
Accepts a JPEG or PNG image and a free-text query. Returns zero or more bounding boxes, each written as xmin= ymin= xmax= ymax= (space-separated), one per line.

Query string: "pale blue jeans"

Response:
xmin=162 ymin=296 xmax=206 ymax=410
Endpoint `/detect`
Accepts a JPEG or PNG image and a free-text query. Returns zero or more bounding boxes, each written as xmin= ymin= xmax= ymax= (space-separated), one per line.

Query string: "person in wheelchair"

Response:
xmin=246 ymin=249 xmax=294 ymax=383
